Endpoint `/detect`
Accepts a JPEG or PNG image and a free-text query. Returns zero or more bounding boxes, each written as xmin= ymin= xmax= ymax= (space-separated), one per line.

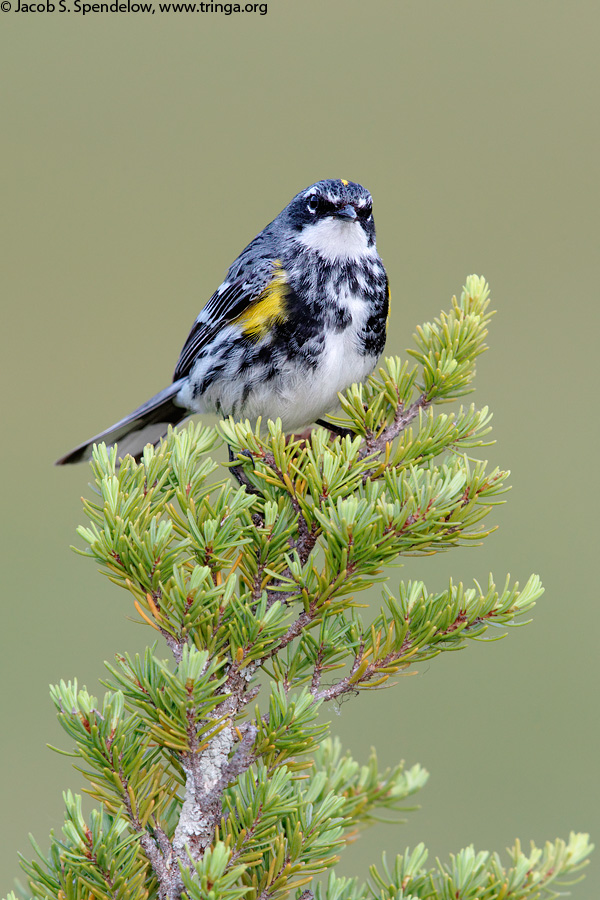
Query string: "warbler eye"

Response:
xmin=307 ymin=195 xmax=320 ymax=214
xmin=358 ymin=203 xmax=373 ymax=221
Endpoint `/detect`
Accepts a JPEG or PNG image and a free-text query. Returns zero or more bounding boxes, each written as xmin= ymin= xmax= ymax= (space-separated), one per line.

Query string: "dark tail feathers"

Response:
xmin=55 ymin=380 xmax=188 ymax=465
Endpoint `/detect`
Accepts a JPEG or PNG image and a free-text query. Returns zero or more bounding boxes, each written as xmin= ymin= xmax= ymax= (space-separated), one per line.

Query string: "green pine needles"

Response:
xmin=9 ymin=276 xmax=592 ymax=900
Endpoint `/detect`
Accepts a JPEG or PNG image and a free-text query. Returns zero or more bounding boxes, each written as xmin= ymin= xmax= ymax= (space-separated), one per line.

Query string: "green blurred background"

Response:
xmin=1 ymin=0 xmax=598 ymax=893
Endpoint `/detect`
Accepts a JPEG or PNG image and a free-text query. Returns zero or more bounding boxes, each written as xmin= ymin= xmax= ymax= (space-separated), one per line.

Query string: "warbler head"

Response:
xmin=283 ymin=178 xmax=376 ymax=262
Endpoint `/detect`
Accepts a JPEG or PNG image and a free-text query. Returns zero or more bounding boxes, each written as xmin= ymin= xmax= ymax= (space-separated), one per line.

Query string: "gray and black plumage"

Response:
xmin=56 ymin=179 xmax=389 ymax=466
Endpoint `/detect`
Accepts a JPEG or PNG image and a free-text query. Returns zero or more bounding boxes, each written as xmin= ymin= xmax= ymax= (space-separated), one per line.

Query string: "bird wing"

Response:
xmin=173 ymin=255 xmax=281 ymax=381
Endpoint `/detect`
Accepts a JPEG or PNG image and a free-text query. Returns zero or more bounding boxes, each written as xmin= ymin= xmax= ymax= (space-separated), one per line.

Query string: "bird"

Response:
xmin=56 ymin=179 xmax=389 ymax=467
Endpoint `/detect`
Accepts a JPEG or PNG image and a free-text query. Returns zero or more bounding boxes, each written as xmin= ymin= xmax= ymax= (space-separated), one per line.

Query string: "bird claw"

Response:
xmin=228 ymin=446 xmax=261 ymax=495
xmin=315 ymin=419 xmax=357 ymax=440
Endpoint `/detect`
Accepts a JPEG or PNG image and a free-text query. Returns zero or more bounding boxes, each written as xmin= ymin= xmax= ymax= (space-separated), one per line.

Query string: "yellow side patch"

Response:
xmin=340 ymin=178 xmax=349 ymax=186
xmin=234 ymin=263 xmax=289 ymax=340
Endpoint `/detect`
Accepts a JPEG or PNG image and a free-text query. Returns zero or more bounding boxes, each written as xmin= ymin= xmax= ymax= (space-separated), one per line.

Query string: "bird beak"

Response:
xmin=335 ymin=204 xmax=358 ymax=220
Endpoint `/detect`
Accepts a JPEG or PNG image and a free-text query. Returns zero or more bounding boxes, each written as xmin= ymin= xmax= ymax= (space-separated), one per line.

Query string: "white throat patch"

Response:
xmin=297 ymin=217 xmax=375 ymax=262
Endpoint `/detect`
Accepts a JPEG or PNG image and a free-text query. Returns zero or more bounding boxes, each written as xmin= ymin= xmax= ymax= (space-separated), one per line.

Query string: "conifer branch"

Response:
xmin=359 ymin=390 xmax=430 ymax=459
xmin=12 ymin=277 xmax=591 ymax=900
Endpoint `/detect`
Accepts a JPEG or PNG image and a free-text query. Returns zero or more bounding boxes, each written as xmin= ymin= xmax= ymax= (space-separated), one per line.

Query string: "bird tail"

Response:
xmin=55 ymin=380 xmax=188 ymax=465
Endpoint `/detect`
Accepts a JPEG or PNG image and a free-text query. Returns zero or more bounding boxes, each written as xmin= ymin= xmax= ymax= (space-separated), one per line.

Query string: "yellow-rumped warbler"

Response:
xmin=56 ymin=179 xmax=389 ymax=466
